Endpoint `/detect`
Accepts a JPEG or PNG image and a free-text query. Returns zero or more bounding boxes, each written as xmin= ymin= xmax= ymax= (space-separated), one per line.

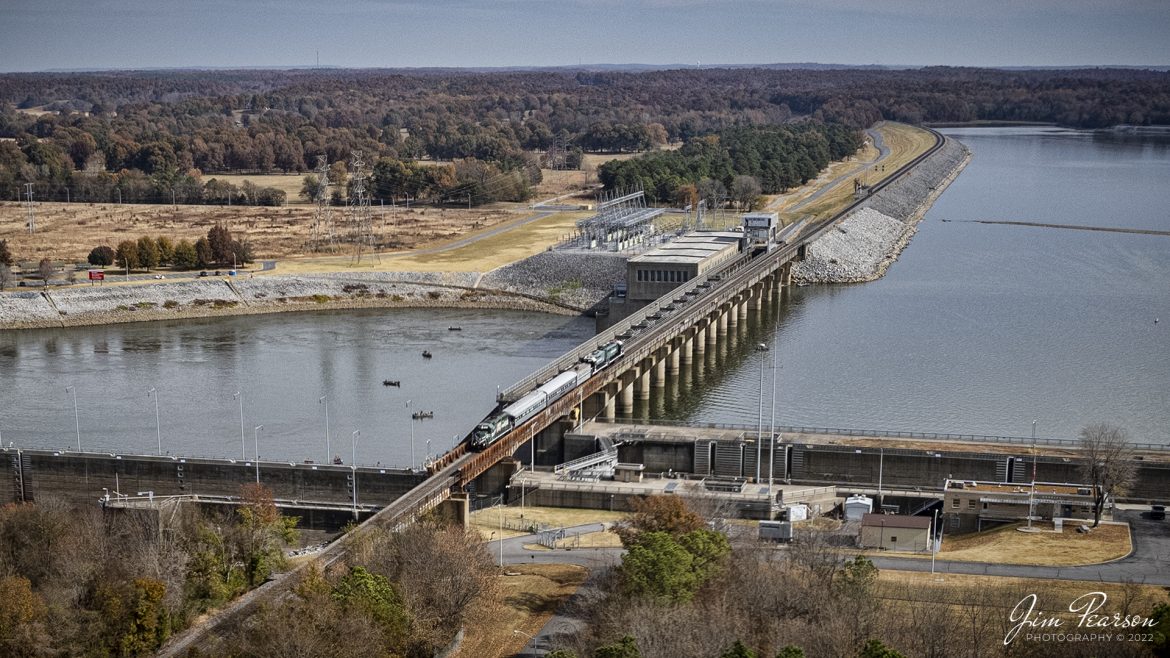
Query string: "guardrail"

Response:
xmin=588 ymin=418 xmax=1170 ymax=452
xmin=501 ymin=129 xmax=946 ymax=403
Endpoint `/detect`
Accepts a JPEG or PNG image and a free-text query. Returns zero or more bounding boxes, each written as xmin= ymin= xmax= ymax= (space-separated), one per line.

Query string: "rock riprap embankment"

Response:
xmin=794 ymin=138 xmax=970 ymax=284
xmin=793 ymin=208 xmax=906 ymax=282
xmin=482 ymin=251 xmax=627 ymax=310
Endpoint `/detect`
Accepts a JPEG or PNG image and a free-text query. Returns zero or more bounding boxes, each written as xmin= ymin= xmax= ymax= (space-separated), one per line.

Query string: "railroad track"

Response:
xmin=158 ymin=128 xmax=945 ymax=654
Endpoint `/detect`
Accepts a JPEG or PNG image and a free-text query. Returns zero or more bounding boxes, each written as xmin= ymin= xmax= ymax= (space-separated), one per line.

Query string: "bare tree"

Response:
xmin=0 ymin=263 xmax=12 ymax=291
xmin=37 ymin=258 xmax=53 ymax=287
xmin=1078 ymin=423 xmax=1137 ymax=527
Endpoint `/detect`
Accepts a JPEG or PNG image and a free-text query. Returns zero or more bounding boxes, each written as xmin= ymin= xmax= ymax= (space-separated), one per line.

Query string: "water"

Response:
xmin=658 ymin=127 xmax=1170 ymax=443
xmin=0 ymin=309 xmax=593 ymax=466
xmin=3 ymin=128 xmax=1168 ymax=459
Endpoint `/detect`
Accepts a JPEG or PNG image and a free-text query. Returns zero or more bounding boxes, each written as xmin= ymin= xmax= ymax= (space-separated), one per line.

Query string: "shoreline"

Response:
xmin=1 ymin=276 xmax=589 ymax=331
xmin=794 ymin=138 xmax=972 ymax=284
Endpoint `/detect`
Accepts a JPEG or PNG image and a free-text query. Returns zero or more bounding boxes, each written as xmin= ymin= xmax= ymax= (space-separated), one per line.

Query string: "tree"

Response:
xmin=721 ymin=641 xmax=758 ymax=658
xmin=155 ymin=237 xmax=175 ymax=266
xmin=0 ymin=575 xmax=50 ymax=657
xmin=618 ymin=531 xmax=697 ymax=603
xmin=731 ymin=175 xmax=762 ymax=210
xmin=208 ymin=224 xmax=234 ymax=265
xmin=595 ymin=635 xmax=641 ymax=658
xmin=0 ymin=264 xmax=12 ymax=291
xmin=88 ymin=245 xmax=115 ymax=267
xmin=775 ymin=647 xmax=806 ymax=658
xmin=332 ymin=566 xmax=411 ymax=651
xmin=137 ymin=235 xmax=160 ymax=270
xmin=173 ymin=239 xmax=198 ymax=270
xmin=234 ymin=483 xmax=297 ymax=587
xmin=615 ymin=495 xmax=704 ymax=546
xmin=1079 ymin=423 xmax=1137 ymax=527
xmin=300 ymin=174 xmax=324 ymax=202
xmin=0 ymin=239 xmax=12 ymax=266
xmin=194 ymin=237 xmax=213 ymax=268
xmin=858 ymin=639 xmax=906 ymax=658
xmin=1149 ymin=601 xmax=1170 ymax=656
xmin=37 ymin=259 xmax=53 ymax=287
xmin=116 ymin=240 xmax=140 ymax=271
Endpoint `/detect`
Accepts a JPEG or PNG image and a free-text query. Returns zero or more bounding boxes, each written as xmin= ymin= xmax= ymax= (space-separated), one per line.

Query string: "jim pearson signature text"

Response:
xmin=1005 ymin=592 xmax=1157 ymax=645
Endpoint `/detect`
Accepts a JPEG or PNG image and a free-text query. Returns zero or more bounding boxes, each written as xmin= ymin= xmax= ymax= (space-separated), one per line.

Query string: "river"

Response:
xmin=658 ymin=127 xmax=1170 ymax=443
xmin=2 ymin=127 xmax=1168 ymax=464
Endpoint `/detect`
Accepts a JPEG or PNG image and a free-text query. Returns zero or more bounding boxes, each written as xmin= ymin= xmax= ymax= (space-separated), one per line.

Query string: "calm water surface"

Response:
xmin=3 ymin=128 xmax=1168 ymax=460
xmin=0 ymin=309 xmax=593 ymax=466
xmin=663 ymin=128 xmax=1170 ymax=443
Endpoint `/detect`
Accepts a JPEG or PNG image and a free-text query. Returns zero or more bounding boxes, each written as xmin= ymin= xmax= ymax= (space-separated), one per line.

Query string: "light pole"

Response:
xmin=319 ymin=395 xmax=331 ymax=463
xmin=756 ymin=349 xmax=764 ymax=481
xmin=234 ymin=391 xmax=245 ymax=460
xmin=406 ymin=399 xmax=415 ymax=471
xmin=1028 ymin=420 xmax=1037 ymax=528
xmin=65 ymin=385 xmax=80 ymax=452
xmin=768 ymin=294 xmax=780 ymax=492
xmin=253 ymin=425 xmax=264 ymax=483
xmin=930 ymin=507 xmax=939 ymax=576
xmin=351 ymin=430 xmax=360 ymax=517
xmin=147 ymin=387 xmax=161 ymax=455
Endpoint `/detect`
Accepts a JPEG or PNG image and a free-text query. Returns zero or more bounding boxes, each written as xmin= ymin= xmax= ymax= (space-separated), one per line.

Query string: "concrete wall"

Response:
xmin=7 ymin=449 xmax=429 ymax=507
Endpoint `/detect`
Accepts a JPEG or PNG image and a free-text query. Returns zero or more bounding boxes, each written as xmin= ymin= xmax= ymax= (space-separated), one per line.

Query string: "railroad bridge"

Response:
xmin=156 ymin=130 xmax=947 ymax=654
xmin=381 ymin=129 xmax=946 ymax=527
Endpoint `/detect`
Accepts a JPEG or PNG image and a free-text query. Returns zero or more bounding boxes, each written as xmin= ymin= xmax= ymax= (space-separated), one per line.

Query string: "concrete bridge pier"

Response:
xmin=636 ymin=363 xmax=652 ymax=400
xmin=603 ymin=390 xmax=616 ymax=420
xmin=738 ymin=297 xmax=749 ymax=322
xmin=653 ymin=353 xmax=668 ymax=387
xmin=619 ymin=377 xmax=635 ymax=414
xmin=682 ymin=335 xmax=694 ymax=364
xmin=728 ymin=301 xmax=739 ymax=328
xmin=706 ymin=319 xmax=718 ymax=347
xmin=695 ymin=325 xmax=707 ymax=354
xmin=668 ymin=345 xmax=680 ymax=376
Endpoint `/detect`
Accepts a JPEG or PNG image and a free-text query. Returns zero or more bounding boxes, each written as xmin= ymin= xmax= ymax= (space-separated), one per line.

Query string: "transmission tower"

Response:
xmin=311 ymin=156 xmax=336 ymax=252
xmin=347 ymin=151 xmax=378 ymax=265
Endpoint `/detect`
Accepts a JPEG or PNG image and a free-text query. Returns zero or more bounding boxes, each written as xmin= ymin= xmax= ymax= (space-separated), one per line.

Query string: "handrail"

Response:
xmin=500 ymin=129 xmax=946 ymax=403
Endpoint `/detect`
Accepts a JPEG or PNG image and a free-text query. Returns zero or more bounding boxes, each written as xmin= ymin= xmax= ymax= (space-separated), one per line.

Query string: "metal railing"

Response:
xmin=588 ymin=418 xmax=1170 ymax=452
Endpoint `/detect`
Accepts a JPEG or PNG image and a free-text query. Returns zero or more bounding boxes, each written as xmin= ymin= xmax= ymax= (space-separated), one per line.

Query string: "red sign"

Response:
xmin=88 ymin=270 xmax=105 ymax=281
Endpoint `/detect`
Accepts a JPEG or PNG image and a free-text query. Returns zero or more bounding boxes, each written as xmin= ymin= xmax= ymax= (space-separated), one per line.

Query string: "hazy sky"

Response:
xmin=3 ymin=0 xmax=1168 ymax=72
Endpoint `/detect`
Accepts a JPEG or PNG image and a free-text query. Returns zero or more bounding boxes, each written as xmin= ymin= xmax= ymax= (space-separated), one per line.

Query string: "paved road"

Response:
xmin=870 ymin=510 xmax=1170 ymax=585
xmin=380 ymin=209 xmax=556 ymax=260
xmin=766 ymin=127 xmax=889 ymax=213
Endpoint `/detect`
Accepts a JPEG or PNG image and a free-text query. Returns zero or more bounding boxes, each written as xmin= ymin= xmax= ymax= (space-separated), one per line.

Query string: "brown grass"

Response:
xmin=0 ymin=201 xmax=518 ymax=265
xmin=470 ymin=505 xmax=628 ymax=541
xmin=775 ymin=122 xmax=936 ymax=222
xmin=456 ymin=564 xmax=588 ymax=658
xmin=204 ymin=174 xmax=313 ymax=205
xmin=884 ymin=522 xmax=1131 ymax=566
xmin=875 ymin=570 xmax=1167 ymax=614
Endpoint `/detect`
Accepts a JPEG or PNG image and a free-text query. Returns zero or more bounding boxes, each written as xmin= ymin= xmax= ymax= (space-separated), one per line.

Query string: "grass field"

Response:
xmin=469 ymin=505 xmax=628 ymax=541
xmin=779 ymin=122 xmax=936 ymax=222
xmin=456 ymin=564 xmax=588 ymax=658
xmin=0 ymin=201 xmax=519 ymax=265
xmin=206 ymin=173 xmax=312 ymax=205
xmin=882 ymin=522 xmax=1132 ymax=566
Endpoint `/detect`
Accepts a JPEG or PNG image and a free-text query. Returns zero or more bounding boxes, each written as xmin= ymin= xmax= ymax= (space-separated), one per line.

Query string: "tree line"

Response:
xmin=598 ymin=123 xmax=862 ymax=205
xmin=545 ymin=495 xmax=1169 ymax=658
xmin=86 ymin=224 xmax=252 ymax=273
xmin=1 ymin=67 xmax=1166 ymax=204
xmin=0 ymin=485 xmax=295 ymax=657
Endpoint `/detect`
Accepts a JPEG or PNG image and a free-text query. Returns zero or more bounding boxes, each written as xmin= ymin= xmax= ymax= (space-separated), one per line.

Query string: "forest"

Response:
xmin=1 ymin=66 xmax=1168 ymax=206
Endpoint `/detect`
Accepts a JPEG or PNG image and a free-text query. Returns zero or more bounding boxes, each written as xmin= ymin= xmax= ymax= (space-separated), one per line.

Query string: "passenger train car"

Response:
xmin=469 ymin=340 xmax=623 ymax=449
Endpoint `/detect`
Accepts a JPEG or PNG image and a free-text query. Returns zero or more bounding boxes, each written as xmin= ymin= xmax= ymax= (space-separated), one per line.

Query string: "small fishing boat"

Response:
xmin=421 ymin=350 xmax=433 ymax=359
xmin=382 ymin=380 xmax=400 ymax=387
xmin=448 ymin=326 xmax=462 ymax=331
xmin=411 ymin=410 xmax=434 ymax=420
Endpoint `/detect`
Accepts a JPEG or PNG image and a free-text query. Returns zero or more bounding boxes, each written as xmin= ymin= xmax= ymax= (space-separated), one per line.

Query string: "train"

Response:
xmin=469 ymin=340 xmax=623 ymax=450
